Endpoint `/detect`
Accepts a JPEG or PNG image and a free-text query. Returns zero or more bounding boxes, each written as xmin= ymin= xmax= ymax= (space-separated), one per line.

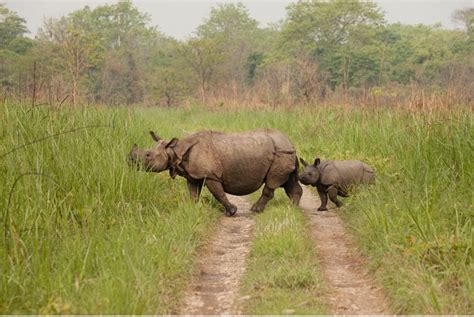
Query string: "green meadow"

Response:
xmin=1 ymin=101 xmax=472 ymax=314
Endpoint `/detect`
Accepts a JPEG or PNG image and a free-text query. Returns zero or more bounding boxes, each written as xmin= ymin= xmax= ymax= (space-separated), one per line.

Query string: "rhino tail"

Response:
xmin=290 ymin=156 xmax=302 ymax=184
xmin=279 ymin=155 xmax=303 ymax=205
xmin=362 ymin=165 xmax=376 ymax=184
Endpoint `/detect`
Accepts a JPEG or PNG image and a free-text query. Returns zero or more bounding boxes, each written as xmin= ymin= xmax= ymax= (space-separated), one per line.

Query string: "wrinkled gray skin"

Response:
xmin=299 ymin=157 xmax=375 ymax=211
xmin=129 ymin=129 xmax=302 ymax=216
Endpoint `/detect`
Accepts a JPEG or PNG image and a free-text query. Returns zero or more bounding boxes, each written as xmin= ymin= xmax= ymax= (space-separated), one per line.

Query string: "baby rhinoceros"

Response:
xmin=299 ymin=157 xmax=375 ymax=211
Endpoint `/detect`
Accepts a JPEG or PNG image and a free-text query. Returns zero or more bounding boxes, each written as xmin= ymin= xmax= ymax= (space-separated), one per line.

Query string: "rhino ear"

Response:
xmin=314 ymin=158 xmax=321 ymax=166
xmin=166 ymin=138 xmax=179 ymax=148
xmin=299 ymin=157 xmax=308 ymax=167
xmin=150 ymin=131 xmax=161 ymax=142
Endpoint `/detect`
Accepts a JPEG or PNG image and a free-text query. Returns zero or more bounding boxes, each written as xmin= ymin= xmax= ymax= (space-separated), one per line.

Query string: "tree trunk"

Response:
xmin=199 ymin=75 xmax=206 ymax=102
xmin=31 ymin=61 xmax=37 ymax=107
xmin=378 ymin=44 xmax=386 ymax=86
xmin=72 ymin=78 xmax=77 ymax=107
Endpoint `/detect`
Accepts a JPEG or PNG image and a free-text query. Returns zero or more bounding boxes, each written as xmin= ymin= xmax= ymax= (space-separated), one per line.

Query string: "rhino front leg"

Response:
xmin=328 ymin=185 xmax=343 ymax=208
xmin=187 ymin=180 xmax=203 ymax=202
xmin=251 ymin=185 xmax=275 ymax=213
xmin=205 ymin=179 xmax=237 ymax=216
xmin=317 ymin=188 xmax=329 ymax=211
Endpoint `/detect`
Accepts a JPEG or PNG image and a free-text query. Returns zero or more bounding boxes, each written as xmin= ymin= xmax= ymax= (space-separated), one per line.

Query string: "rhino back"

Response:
xmin=320 ymin=160 xmax=373 ymax=186
xmin=211 ymin=131 xmax=275 ymax=194
xmin=263 ymin=128 xmax=295 ymax=153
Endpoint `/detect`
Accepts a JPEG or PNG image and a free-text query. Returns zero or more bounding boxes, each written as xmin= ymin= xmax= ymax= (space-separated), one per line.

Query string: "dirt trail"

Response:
xmin=299 ymin=187 xmax=390 ymax=314
xmin=179 ymin=195 xmax=254 ymax=315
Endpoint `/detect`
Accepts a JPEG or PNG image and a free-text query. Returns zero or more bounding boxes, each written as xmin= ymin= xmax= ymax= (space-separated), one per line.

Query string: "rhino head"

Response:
xmin=128 ymin=131 xmax=179 ymax=174
xmin=298 ymin=157 xmax=321 ymax=185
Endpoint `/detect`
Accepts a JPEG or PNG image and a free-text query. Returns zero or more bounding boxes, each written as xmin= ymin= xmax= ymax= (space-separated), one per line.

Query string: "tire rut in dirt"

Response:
xmin=179 ymin=195 xmax=254 ymax=315
xmin=299 ymin=187 xmax=390 ymax=314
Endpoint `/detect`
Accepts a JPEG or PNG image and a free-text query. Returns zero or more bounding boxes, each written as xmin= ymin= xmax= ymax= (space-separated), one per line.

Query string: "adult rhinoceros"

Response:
xmin=129 ymin=129 xmax=302 ymax=216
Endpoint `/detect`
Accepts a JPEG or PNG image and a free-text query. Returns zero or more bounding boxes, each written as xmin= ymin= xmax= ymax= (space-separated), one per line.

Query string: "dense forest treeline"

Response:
xmin=1 ymin=0 xmax=473 ymax=108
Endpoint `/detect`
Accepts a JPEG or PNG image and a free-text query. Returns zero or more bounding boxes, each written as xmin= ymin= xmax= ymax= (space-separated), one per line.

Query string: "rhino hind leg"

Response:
xmin=205 ymin=179 xmax=237 ymax=216
xmin=283 ymin=170 xmax=302 ymax=206
xmin=251 ymin=185 xmax=275 ymax=213
xmin=328 ymin=185 xmax=343 ymax=208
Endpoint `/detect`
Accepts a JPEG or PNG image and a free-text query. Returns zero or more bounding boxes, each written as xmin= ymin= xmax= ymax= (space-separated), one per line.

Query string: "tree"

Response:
xmin=39 ymin=13 xmax=103 ymax=106
xmin=144 ymin=36 xmax=192 ymax=107
xmin=379 ymin=23 xmax=466 ymax=85
xmin=0 ymin=4 xmax=28 ymax=48
xmin=195 ymin=3 xmax=263 ymax=97
xmin=453 ymin=7 xmax=474 ymax=54
xmin=453 ymin=8 xmax=474 ymax=36
xmin=0 ymin=4 xmax=33 ymax=99
xmin=36 ymin=0 xmax=160 ymax=105
xmin=178 ymin=38 xmax=223 ymax=102
xmin=75 ymin=0 xmax=158 ymax=104
xmin=197 ymin=3 xmax=258 ymax=39
xmin=279 ymin=0 xmax=385 ymax=90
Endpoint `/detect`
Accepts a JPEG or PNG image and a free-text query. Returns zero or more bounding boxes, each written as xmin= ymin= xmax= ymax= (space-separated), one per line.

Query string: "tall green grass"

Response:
xmin=1 ymin=101 xmax=472 ymax=313
xmin=335 ymin=111 xmax=474 ymax=313
xmin=0 ymin=102 xmax=220 ymax=313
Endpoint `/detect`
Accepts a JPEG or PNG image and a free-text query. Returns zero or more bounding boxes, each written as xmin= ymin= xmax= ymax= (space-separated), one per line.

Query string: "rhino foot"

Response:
xmin=225 ymin=205 xmax=237 ymax=217
xmin=317 ymin=206 xmax=328 ymax=212
xmin=335 ymin=201 xmax=343 ymax=208
xmin=250 ymin=204 xmax=264 ymax=213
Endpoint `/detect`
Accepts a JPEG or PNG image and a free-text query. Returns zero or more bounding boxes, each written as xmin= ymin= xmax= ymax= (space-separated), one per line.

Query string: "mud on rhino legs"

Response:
xmin=205 ymin=179 xmax=237 ymax=216
xmin=251 ymin=185 xmax=275 ymax=213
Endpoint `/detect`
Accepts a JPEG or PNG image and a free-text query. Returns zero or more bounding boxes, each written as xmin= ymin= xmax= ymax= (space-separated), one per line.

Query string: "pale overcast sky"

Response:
xmin=4 ymin=0 xmax=473 ymax=39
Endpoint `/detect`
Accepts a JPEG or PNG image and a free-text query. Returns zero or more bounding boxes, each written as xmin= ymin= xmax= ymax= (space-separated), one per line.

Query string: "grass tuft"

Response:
xmin=240 ymin=193 xmax=328 ymax=314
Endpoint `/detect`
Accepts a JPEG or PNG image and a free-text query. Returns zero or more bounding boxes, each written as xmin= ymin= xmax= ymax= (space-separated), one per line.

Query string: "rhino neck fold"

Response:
xmin=315 ymin=162 xmax=331 ymax=188
xmin=165 ymin=147 xmax=179 ymax=178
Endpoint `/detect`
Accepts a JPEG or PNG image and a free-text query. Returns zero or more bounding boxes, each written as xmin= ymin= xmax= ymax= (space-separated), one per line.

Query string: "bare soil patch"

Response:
xmin=299 ymin=187 xmax=391 ymax=314
xmin=179 ymin=195 xmax=254 ymax=315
